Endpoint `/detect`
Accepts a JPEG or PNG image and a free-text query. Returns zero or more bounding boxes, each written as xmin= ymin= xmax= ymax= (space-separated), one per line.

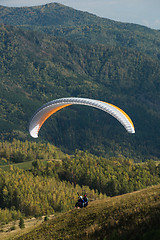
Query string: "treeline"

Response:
xmin=0 ymin=168 xmax=105 ymax=224
xmin=0 ymin=139 xmax=65 ymax=164
xmin=1 ymin=140 xmax=160 ymax=197
xmin=33 ymin=150 xmax=160 ymax=196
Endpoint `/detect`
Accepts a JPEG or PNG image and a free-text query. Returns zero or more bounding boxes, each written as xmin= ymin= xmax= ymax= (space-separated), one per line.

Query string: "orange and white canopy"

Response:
xmin=29 ymin=97 xmax=135 ymax=138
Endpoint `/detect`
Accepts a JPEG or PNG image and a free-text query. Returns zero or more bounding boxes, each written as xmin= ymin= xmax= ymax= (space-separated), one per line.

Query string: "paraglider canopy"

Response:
xmin=29 ymin=97 xmax=135 ymax=138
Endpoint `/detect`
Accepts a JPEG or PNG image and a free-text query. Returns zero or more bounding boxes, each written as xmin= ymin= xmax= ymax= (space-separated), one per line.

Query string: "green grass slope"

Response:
xmin=15 ymin=184 xmax=160 ymax=240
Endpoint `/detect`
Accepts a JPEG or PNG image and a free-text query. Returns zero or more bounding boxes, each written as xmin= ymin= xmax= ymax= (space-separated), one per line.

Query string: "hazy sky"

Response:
xmin=0 ymin=0 xmax=160 ymax=30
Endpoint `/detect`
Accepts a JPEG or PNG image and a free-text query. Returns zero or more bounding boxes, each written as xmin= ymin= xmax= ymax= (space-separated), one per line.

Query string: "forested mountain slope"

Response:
xmin=0 ymin=3 xmax=160 ymax=59
xmin=1 ymin=4 xmax=160 ymax=159
xmin=1 ymin=23 xmax=160 ymax=159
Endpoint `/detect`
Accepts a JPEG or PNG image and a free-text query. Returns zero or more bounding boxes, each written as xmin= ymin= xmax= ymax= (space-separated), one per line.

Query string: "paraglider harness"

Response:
xmin=75 ymin=192 xmax=88 ymax=209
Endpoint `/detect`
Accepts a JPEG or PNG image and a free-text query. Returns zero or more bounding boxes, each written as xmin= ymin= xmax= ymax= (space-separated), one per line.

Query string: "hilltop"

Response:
xmin=12 ymin=184 xmax=160 ymax=240
xmin=0 ymin=3 xmax=160 ymax=59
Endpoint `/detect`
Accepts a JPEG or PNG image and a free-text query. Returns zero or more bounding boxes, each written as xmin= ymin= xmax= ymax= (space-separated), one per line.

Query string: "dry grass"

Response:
xmin=10 ymin=184 xmax=160 ymax=240
xmin=0 ymin=215 xmax=54 ymax=240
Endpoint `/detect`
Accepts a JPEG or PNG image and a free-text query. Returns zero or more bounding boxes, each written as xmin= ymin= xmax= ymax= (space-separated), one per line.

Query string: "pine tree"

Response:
xmin=19 ymin=217 xmax=25 ymax=229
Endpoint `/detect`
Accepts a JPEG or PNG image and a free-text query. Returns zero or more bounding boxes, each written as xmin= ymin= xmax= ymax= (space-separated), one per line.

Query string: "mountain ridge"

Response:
xmin=0 ymin=3 xmax=160 ymax=59
xmin=0 ymin=2 xmax=157 ymax=30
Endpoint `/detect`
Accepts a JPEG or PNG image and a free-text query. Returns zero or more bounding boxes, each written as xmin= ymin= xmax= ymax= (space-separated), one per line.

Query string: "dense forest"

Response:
xmin=1 ymin=4 xmax=160 ymax=158
xmin=1 ymin=19 xmax=160 ymax=159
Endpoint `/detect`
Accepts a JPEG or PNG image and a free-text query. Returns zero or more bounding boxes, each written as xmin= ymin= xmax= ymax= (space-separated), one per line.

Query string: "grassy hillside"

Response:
xmin=1 ymin=23 xmax=160 ymax=159
xmin=13 ymin=184 xmax=160 ymax=240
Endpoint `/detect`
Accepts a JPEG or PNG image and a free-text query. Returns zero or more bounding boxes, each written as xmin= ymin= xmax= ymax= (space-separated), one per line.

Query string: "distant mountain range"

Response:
xmin=1 ymin=3 xmax=160 ymax=160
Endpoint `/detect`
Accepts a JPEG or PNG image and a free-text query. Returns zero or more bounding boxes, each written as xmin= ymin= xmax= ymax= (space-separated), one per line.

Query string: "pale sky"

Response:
xmin=0 ymin=0 xmax=160 ymax=30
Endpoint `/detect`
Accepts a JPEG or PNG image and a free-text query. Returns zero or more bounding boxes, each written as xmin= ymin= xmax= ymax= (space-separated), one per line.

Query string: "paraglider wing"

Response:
xmin=29 ymin=97 xmax=135 ymax=138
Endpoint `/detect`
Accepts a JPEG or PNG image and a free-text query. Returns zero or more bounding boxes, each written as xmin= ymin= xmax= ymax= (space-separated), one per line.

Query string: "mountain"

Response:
xmin=14 ymin=184 xmax=160 ymax=240
xmin=0 ymin=3 xmax=160 ymax=59
xmin=1 ymin=4 xmax=160 ymax=160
